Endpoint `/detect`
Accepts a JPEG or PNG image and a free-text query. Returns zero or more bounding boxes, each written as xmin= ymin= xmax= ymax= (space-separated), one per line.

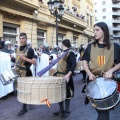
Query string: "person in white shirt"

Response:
xmin=0 ymin=41 xmax=14 ymax=98
xmin=38 ymin=43 xmax=50 ymax=76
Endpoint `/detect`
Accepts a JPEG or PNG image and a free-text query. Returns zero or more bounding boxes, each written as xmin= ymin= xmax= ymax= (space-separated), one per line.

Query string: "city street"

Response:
xmin=0 ymin=74 xmax=120 ymax=120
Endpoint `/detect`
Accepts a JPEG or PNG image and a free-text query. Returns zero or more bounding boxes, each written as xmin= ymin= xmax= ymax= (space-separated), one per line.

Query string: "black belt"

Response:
xmin=57 ymin=71 xmax=66 ymax=75
xmin=17 ymin=65 xmax=26 ymax=70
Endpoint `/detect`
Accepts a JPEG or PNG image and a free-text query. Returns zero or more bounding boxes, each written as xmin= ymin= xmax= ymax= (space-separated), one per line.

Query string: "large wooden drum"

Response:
xmin=17 ymin=76 xmax=66 ymax=105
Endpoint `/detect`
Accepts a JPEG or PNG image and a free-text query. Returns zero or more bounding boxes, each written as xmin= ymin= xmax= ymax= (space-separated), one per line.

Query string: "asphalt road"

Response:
xmin=0 ymin=73 xmax=120 ymax=120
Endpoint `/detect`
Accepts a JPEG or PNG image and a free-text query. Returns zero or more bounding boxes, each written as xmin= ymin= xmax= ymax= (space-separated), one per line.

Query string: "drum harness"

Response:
xmin=16 ymin=46 xmax=30 ymax=71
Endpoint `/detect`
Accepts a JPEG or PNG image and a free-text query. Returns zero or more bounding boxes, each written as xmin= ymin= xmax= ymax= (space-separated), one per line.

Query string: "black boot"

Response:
xmin=53 ymin=110 xmax=64 ymax=116
xmin=17 ymin=104 xmax=27 ymax=116
xmin=62 ymin=99 xmax=71 ymax=118
xmin=53 ymin=101 xmax=64 ymax=118
xmin=85 ymin=96 xmax=89 ymax=105
xmin=13 ymin=90 xmax=17 ymax=96
xmin=63 ymin=111 xmax=71 ymax=118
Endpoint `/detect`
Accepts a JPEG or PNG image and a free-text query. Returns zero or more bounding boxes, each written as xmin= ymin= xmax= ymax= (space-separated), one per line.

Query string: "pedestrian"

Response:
xmin=82 ymin=22 xmax=120 ymax=120
xmin=38 ymin=43 xmax=50 ymax=76
xmin=53 ymin=39 xmax=76 ymax=118
xmin=0 ymin=40 xmax=14 ymax=99
xmin=50 ymin=44 xmax=58 ymax=69
xmin=0 ymin=37 xmax=5 ymax=50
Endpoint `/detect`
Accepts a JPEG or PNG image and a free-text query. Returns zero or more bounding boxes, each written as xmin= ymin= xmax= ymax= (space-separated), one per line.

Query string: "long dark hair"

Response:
xmin=93 ymin=22 xmax=110 ymax=50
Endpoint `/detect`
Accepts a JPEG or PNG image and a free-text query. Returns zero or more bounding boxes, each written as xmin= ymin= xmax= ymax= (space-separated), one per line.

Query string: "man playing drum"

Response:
xmin=53 ymin=39 xmax=76 ymax=118
xmin=82 ymin=22 xmax=120 ymax=120
xmin=16 ymin=33 xmax=36 ymax=116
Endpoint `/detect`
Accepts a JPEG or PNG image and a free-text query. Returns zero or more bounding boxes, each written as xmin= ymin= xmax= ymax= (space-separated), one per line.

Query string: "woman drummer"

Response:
xmin=82 ymin=22 xmax=120 ymax=120
xmin=53 ymin=39 xmax=76 ymax=118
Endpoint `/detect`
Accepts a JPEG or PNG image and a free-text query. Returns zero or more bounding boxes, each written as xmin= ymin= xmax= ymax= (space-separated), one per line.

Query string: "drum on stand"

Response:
xmin=17 ymin=76 xmax=66 ymax=105
xmin=0 ymin=69 xmax=19 ymax=85
xmin=85 ymin=77 xmax=119 ymax=110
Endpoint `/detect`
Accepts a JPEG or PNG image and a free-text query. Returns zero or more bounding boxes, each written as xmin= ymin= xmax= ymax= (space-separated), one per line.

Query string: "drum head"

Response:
xmin=86 ymin=77 xmax=117 ymax=99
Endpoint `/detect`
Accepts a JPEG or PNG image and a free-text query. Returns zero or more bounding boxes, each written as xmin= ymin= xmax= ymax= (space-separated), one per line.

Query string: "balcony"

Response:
xmin=112 ymin=0 xmax=120 ymax=3
xmin=0 ymin=0 xmax=39 ymax=10
xmin=112 ymin=4 xmax=120 ymax=9
xmin=14 ymin=0 xmax=39 ymax=10
xmin=62 ymin=11 xmax=87 ymax=30
xmin=112 ymin=19 xmax=120 ymax=23
xmin=112 ymin=27 xmax=120 ymax=31
xmin=113 ymin=34 xmax=120 ymax=38
xmin=112 ymin=12 xmax=120 ymax=16
xmin=38 ymin=4 xmax=87 ymax=31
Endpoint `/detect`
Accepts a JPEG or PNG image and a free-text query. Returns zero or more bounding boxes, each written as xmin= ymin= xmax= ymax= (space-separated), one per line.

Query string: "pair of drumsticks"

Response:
xmin=41 ymin=99 xmax=50 ymax=108
xmin=97 ymin=56 xmax=105 ymax=66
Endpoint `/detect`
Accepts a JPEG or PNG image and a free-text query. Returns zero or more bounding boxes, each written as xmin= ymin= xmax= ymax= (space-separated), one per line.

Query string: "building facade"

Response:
xmin=94 ymin=0 xmax=120 ymax=43
xmin=0 ymin=0 xmax=94 ymax=48
xmin=112 ymin=0 xmax=120 ymax=42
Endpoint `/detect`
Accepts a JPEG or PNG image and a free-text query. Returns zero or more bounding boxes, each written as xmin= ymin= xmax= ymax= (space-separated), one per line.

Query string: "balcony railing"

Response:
xmin=62 ymin=11 xmax=87 ymax=30
xmin=112 ymin=19 xmax=120 ymax=23
xmin=113 ymin=27 xmax=120 ymax=31
xmin=113 ymin=34 xmax=120 ymax=38
xmin=15 ymin=0 xmax=39 ymax=9
xmin=112 ymin=12 xmax=120 ymax=16
xmin=38 ymin=3 xmax=87 ymax=30
xmin=112 ymin=0 xmax=120 ymax=3
xmin=112 ymin=5 xmax=120 ymax=9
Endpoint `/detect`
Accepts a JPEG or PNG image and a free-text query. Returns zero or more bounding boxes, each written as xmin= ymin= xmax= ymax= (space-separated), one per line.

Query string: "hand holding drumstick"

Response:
xmin=103 ymin=70 xmax=113 ymax=79
xmin=88 ymin=73 xmax=96 ymax=81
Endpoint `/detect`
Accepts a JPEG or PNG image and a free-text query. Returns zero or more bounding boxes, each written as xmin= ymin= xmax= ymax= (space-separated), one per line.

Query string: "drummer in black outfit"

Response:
xmin=53 ymin=39 xmax=76 ymax=118
xmin=16 ymin=33 xmax=36 ymax=116
xmin=82 ymin=22 xmax=120 ymax=120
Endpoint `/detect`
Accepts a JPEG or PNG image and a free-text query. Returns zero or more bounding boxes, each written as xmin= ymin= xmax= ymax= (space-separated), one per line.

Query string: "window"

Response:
xmin=95 ymin=10 xmax=97 ymax=13
xmin=102 ymin=1 xmax=106 ymax=5
xmin=73 ymin=37 xmax=78 ymax=48
xmin=3 ymin=23 xmax=19 ymax=48
xmin=103 ymin=16 xmax=106 ymax=19
xmin=37 ymin=30 xmax=46 ymax=48
xmin=90 ymin=16 xmax=92 ymax=26
xmin=87 ymin=13 xmax=89 ymax=25
xmin=58 ymin=34 xmax=65 ymax=47
xmin=102 ymin=8 xmax=106 ymax=12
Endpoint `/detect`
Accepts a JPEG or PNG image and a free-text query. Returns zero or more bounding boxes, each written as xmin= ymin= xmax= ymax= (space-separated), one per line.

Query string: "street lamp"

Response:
xmin=48 ymin=0 xmax=65 ymax=45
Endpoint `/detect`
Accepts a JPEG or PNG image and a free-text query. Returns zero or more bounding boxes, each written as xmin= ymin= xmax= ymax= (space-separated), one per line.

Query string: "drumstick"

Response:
xmin=41 ymin=99 xmax=50 ymax=108
xmin=95 ymin=80 xmax=105 ymax=98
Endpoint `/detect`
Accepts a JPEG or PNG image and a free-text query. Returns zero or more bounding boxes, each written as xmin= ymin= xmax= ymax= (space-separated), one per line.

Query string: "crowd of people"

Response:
xmin=0 ymin=22 xmax=120 ymax=120
xmin=65 ymin=6 xmax=85 ymax=20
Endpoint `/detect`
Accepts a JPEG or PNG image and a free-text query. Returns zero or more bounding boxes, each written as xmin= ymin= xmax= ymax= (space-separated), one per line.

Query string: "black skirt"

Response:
xmin=53 ymin=72 xmax=74 ymax=99
xmin=66 ymin=76 xmax=74 ymax=99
